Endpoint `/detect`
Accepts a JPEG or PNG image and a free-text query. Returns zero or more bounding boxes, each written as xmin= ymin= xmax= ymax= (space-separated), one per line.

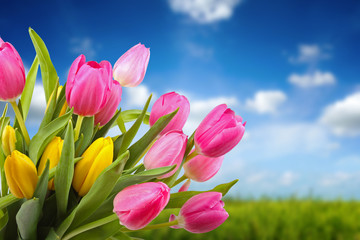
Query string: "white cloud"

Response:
xmin=168 ymin=0 xmax=242 ymax=24
xmin=183 ymin=96 xmax=238 ymax=134
xmin=319 ymin=92 xmax=360 ymax=136
xmin=70 ymin=37 xmax=97 ymax=58
xmin=279 ymin=171 xmax=298 ymax=186
xmin=123 ymin=85 xmax=155 ymax=108
xmin=186 ymin=42 xmax=213 ymax=59
xmin=240 ymin=123 xmax=338 ymax=159
xmin=246 ymin=172 xmax=269 ymax=184
xmin=288 ymin=71 xmax=336 ymax=88
xmin=26 ymin=83 xmax=46 ymax=124
xmin=289 ymin=44 xmax=331 ymax=64
xmin=245 ymin=90 xmax=287 ymax=114
xmin=319 ymin=172 xmax=352 ymax=187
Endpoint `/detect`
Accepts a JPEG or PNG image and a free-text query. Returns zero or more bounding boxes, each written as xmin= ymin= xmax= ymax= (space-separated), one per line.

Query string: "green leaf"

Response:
xmin=29 ymin=28 xmax=58 ymax=103
xmin=21 ymin=56 xmax=39 ymax=121
xmin=0 ymin=194 xmax=19 ymax=210
xmin=124 ymin=109 xmax=178 ymax=169
xmin=118 ymin=96 xmax=152 ymax=155
xmin=29 ymin=109 xmax=73 ymax=165
xmin=119 ymin=110 xmax=150 ymax=125
xmin=69 ymin=151 xmax=130 ymax=229
xmin=93 ymin=109 xmax=122 ymax=141
xmin=0 ymin=209 xmax=8 ymax=232
xmin=52 ymin=83 xmax=67 ymax=119
xmin=55 ymin=120 xmax=75 ymax=219
xmin=16 ymin=198 xmax=42 ymax=240
xmin=113 ymin=134 xmax=124 ymax=158
xmin=14 ymin=128 xmax=25 ymax=153
xmin=75 ymin=116 xmax=94 ymax=156
xmin=16 ymin=162 xmax=50 ymax=240
xmin=165 ymin=179 xmax=238 ymax=209
xmin=109 ymin=231 xmax=133 ymax=240
xmin=70 ymin=220 xmax=122 ymax=240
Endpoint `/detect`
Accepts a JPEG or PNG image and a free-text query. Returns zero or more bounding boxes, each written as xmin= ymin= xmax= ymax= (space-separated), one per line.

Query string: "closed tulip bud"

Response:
xmin=2 ymin=125 xmax=16 ymax=156
xmin=113 ymin=43 xmax=150 ymax=87
xmin=178 ymin=179 xmax=191 ymax=192
xmin=183 ymin=151 xmax=224 ymax=182
xmin=66 ymin=55 xmax=113 ymax=116
xmin=0 ymin=38 xmax=25 ymax=101
xmin=113 ymin=182 xmax=170 ymax=230
xmin=149 ymin=92 xmax=190 ymax=135
xmin=194 ymin=104 xmax=246 ymax=158
xmin=46 ymin=86 xmax=68 ymax=117
xmin=4 ymin=150 xmax=38 ymax=199
xmin=170 ymin=192 xmax=228 ymax=233
xmin=144 ymin=130 xmax=187 ymax=179
xmin=73 ymin=137 xmax=113 ymax=196
xmin=38 ymin=137 xmax=64 ymax=190
xmin=94 ymin=80 xmax=122 ymax=126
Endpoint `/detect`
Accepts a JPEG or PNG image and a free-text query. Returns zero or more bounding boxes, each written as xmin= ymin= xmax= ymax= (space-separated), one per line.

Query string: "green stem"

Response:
xmin=172 ymin=174 xmax=188 ymax=188
xmin=121 ymin=220 xmax=179 ymax=233
xmin=1 ymin=170 xmax=7 ymax=197
xmin=0 ymin=194 xmax=19 ymax=210
xmin=10 ymin=101 xmax=30 ymax=145
xmin=62 ymin=214 xmax=119 ymax=240
xmin=74 ymin=115 xmax=84 ymax=142
xmin=184 ymin=151 xmax=198 ymax=163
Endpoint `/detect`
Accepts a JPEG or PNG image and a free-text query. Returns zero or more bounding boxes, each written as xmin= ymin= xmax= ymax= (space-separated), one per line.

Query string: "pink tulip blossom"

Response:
xmin=66 ymin=54 xmax=112 ymax=116
xmin=0 ymin=38 xmax=25 ymax=101
xmin=113 ymin=182 xmax=170 ymax=230
xmin=183 ymin=152 xmax=224 ymax=182
xmin=113 ymin=43 xmax=150 ymax=87
xmin=94 ymin=80 xmax=122 ymax=126
xmin=149 ymin=92 xmax=190 ymax=135
xmin=144 ymin=130 xmax=187 ymax=179
xmin=178 ymin=179 xmax=191 ymax=192
xmin=170 ymin=192 xmax=228 ymax=233
xmin=194 ymin=104 xmax=246 ymax=157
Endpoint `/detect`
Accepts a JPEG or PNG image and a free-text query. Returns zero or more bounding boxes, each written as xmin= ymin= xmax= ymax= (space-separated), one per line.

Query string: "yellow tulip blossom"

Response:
xmin=1 ymin=125 xmax=16 ymax=156
xmin=38 ymin=137 xmax=64 ymax=190
xmin=73 ymin=137 xmax=114 ymax=196
xmin=4 ymin=150 xmax=38 ymax=199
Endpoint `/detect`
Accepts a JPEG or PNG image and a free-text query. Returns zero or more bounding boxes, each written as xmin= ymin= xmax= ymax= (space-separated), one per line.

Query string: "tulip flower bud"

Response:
xmin=113 ymin=43 xmax=150 ymax=87
xmin=73 ymin=137 xmax=113 ymax=196
xmin=113 ymin=182 xmax=170 ymax=230
xmin=0 ymin=38 xmax=26 ymax=101
xmin=170 ymin=192 xmax=228 ymax=233
xmin=2 ymin=125 xmax=16 ymax=156
xmin=4 ymin=150 xmax=38 ymax=199
xmin=94 ymin=80 xmax=122 ymax=126
xmin=183 ymin=151 xmax=224 ymax=182
xmin=178 ymin=179 xmax=191 ymax=192
xmin=144 ymin=130 xmax=187 ymax=179
xmin=38 ymin=137 xmax=64 ymax=190
xmin=194 ymin=104 xmax=246 ymax=158
xmin=46 ymin=86 xmax=68 ymax=117
xmin=66 ymin=55 xmax=113 ymax=116
xmin=149 ymin=92 xmax=190 ymax=135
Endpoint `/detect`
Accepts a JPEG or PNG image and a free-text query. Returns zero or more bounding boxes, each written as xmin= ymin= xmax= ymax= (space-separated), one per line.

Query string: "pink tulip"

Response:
xmin=178 ymin=179 xmax=191 ymax=192
xmin=183 ymin=152 xmax=224 ymax=182
xmin=149 ymin=92 xmax=190 ymax=135
xmin=170 ymin=192 xmax=228 ymax=233
xmin=194 ymin=104 xmax=246 ymax=157
xmin=94 ymin=80 xmax=122 ymax=126
xmin=0 ymin=38 xmax=25 ymax=101
xmin=113 ymin=182 xmax=170 ymax=230
xmin=113 ymin=43 xmax=150 ymax=87
xmin=66 ymin=55 xmax=112 ymax=116
xmin=144 ymin=130 xmax=187 ymax=179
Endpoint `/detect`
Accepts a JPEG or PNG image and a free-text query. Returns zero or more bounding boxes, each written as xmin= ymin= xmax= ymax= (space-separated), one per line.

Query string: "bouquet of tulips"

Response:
xmin=0 ymin=28 xmax=246 ymax=240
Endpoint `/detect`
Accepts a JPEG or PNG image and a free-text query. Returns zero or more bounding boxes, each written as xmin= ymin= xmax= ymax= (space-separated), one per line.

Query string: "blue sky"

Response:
xmin=1 ymin=0 xmax=360 ymax=199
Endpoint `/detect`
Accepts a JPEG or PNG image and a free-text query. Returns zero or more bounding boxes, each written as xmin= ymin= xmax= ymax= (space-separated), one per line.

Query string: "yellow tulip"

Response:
xmin=45 ymin=86 xmax=68 ymax=117
xmin=4 ymin=151 xmax=38 ymax=199
xmin=73 ymin=137 xmax=113 ymax=196
xmin=1 ymin=125 xmax=16 ymax=156
xmin=38 ymin=137 xmax=64 ymax=190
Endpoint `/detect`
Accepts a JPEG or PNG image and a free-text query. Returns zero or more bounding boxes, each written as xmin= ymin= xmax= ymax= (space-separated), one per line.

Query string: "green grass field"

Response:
xmin=130 ymin=199 xmax=360 ymax=240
